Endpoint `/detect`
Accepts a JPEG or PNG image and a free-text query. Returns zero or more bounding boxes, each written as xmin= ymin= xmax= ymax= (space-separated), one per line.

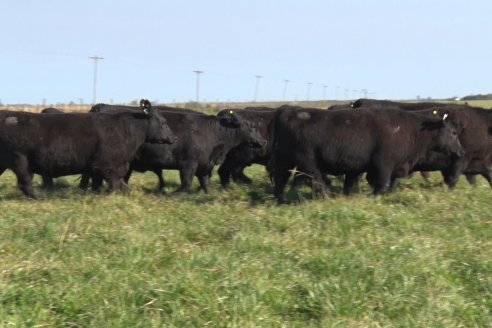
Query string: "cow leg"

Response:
xmin=217 ymin=161 xmax=233 ymax=187
xmin=152 ymin=169 xmax=166 ymax=192
xmin=124 ymin=168 xmax=133 ymax=184
xmin=106 ymin=178 xmax=120 ymax=193
xmin=389 ymin=177 xmax=399 ymax=192
xmin=420 ymin=171 xmax=431 ymax=183
xmin=480 ymin=170 xmax=492 ymax=188
xmin=442 ymin=170 xmax=460 ymax=189
xmin=197 ymin=173 xmax=211 ymax=193
xmin=343 ymin=173 xmax=362 ymax=195
xmin=41 ymin=175 xmax=54 ymax=189
xmin=91 ymin=174 xmax=104 ymax=193
xmin=175 ymin=162 xmax=197 ymax=193
xmin=100 ymin=163 xmax=130 ymax=194
xmin=273 ymin=166 xmax=293 ymax=204
xmin=106 ymin=177 xmax=130 ymax=194
xmin=310 ymin=173 xmax=326 ymax=199
xmin=465 ymin=174 xmax=477 ymax=186
xmin=231 ymin=166 xmax=252 ymax=185
xmin=118 ymin=180 xmax=131 ymax=194
xmin=79 ymin=173 xmax=91 ymax=191
xmin=12 ymin=156 xmax=36 ymax=199
xmin=441 ymin=160 xmax=468 ymax=189
xmin=367 ymin=165 xmax=392 ymax=196
xmin=322 ymin=175 xmax=332 ymax=188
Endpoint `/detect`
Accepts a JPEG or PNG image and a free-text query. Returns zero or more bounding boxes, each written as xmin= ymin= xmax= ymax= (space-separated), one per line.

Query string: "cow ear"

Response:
xmin=441 ymin=111 xmax=450 ymax=125
xmin=142 ymin=99 xmax=152 ymax=115
xmin=218 ymin=109 xmax=240 ymax=126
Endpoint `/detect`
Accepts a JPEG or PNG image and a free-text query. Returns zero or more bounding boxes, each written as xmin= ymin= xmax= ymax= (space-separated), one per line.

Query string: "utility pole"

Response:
xmin=193 ymin=70 xmax=204 ymax=102
xmin=283 ymin=79 xmax=290 ymax=101
xmin=323 ymin=85 xmax=328 ymax=100
xmin=254 ymin=75 xmax=262 ymax=101
xmin=89 ymin=55 xmax=104 ymax=104
xmin=335 ymin=86 xmax=340 ymax=100
xmin=306 ymin=82 xmax=313 ymax=101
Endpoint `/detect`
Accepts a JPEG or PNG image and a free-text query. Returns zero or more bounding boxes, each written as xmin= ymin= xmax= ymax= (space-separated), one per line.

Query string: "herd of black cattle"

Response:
xmin=0 ymin=98 xmax=490 ymax=202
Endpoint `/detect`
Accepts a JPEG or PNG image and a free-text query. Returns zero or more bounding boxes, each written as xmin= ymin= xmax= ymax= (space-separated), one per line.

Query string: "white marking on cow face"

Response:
xmin=5 ymin=117 xmax=18 ymax=125
xmin=393 ymin=125 xmax=400 ymax=133
xmin=297 ymin=112 xmax=311 ymax=120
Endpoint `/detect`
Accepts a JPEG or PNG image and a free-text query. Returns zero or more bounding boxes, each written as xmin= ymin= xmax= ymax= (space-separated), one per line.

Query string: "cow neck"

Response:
xmin=111 ymin=112 xmax=149 ymax=158
xmin=413 ymin=119 xmax=443 ymax=157
xmin=212 ymin=118 xmax=245 ymax=149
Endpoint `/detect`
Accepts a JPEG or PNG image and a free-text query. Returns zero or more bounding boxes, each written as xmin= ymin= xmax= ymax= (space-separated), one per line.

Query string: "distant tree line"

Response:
xmin=462 ymin=93 xmax=492 ymax=100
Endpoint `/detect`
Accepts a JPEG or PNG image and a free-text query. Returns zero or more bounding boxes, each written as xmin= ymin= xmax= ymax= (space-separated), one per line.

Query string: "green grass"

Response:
xmin=0 ymin=167 xmax=491 ymax=327
xmin=459 ymin=100 xmax=492 ymax=109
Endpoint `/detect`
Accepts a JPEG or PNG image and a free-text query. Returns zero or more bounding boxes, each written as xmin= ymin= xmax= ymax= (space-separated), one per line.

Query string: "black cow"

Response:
xmin=41 ymin=107 xmax=64 ymax=114
xmin=270 ymin=107 xmax=465 ymax=203
xmin=216 ymin=106 xmax=337 ymax=189
xmin=329 ymin=98 xmax=452 ymax=111
xmin=216 ymin=107 xmax=277 ymax=187
xmin=410 ymin=105 xmax=492 ymax=189
xmin=125 ymin=110 xmax=267 ymax=193
xmin=0 ymin=100 xmax=176 ymax=198
xmin=90 ymin=103 xmax=202 ymax=115
xmin=39 ymin=107 xmax=65 ymax=187
xmin=82 ymin=103 xmax=205 ymax=191
xmin=340 ymin=100 xmax=491 ymax=188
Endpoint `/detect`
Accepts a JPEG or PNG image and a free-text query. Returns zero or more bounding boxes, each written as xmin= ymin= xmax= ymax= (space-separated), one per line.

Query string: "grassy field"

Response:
xmin=0 ymin=165 xmax=491 ymax=327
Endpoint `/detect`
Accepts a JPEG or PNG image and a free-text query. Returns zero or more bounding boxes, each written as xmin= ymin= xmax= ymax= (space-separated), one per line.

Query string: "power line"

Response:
xmin=283 ymin=79 xmax=290 ymax=101
xmin=306 ymin=82 xmax=313 ymax=100
xmin=193 ymin=70 xmax=204 ymax=102
xmin=253 ymin=75 xmax=262 ymax=102
xmin=89 ymin=55 xmax=104 ymax=104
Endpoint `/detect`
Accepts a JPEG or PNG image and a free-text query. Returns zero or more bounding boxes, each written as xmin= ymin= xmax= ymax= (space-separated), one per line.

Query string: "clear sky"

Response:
xmin=2 ymin=0 xmax=491 ymax=105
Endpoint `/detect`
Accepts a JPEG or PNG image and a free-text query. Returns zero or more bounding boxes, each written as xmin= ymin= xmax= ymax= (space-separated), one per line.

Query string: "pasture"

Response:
xmin=1 ymin=164 xmax=491 ymax=327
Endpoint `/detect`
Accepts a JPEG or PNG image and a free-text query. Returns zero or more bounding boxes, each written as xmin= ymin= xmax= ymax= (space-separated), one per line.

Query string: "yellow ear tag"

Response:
xmin=433 ymin=110 xmax=437 ymax=115
xmin=229 ymin=110 xmax=234 ymax=114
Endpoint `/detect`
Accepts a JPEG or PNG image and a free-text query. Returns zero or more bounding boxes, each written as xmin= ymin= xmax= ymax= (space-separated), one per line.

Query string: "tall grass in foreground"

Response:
xmin=0 ymin=167 xmax=491 ymax=327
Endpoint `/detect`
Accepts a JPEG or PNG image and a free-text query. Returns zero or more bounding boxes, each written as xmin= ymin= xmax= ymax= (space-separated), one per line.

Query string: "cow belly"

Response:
xmin=316 ymin=146 xmax=371 ymax=175
xmin=31 ymin=156 xmax=90 ymax=177
xmin=30 ymin=142 xmax=93 ymax=176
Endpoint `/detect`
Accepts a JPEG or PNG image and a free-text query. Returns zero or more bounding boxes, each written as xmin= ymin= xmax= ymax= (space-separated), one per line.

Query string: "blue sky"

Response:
xmin=2 ymin=0 xmax=491 ymax=104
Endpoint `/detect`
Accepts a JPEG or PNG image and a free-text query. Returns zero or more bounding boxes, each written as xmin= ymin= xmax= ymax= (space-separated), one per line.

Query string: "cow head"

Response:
xmin=141 ymin=99 xmax=178 ymax=144
xmin=426 ymin=111 xmax=465 ymax=158
xmin=140 ymin=99 xmax=152 ymax=115
xmin=218 ymin=110 xmax=267 ymax=148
